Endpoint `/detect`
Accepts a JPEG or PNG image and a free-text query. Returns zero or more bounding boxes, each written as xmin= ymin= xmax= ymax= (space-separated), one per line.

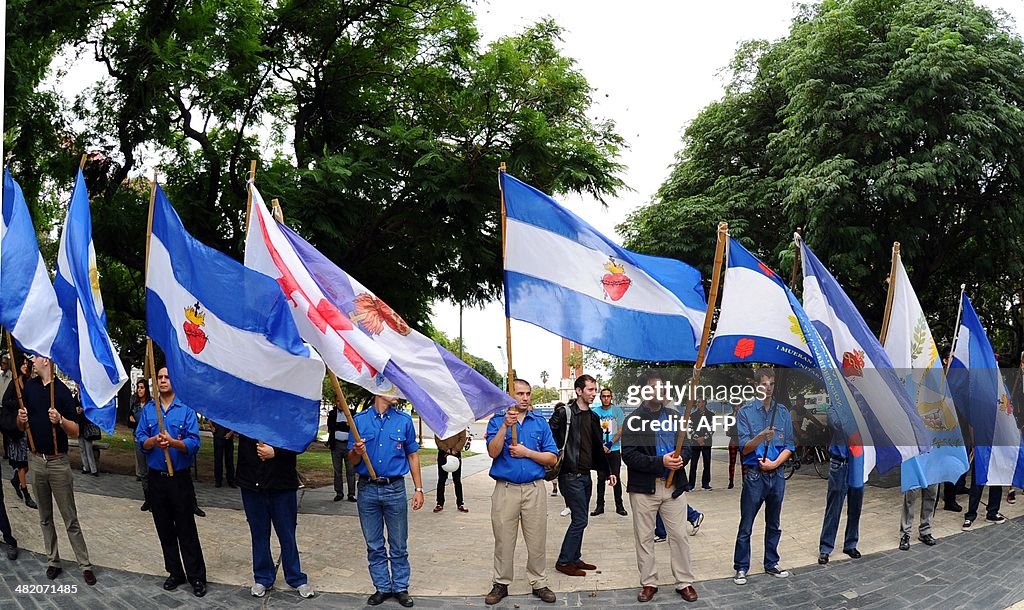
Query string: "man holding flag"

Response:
xmin=816 ymin=403 xmax=864 ymax=564
xmin=349 ymin=394 xmax=424 ymax=608
xmin=947 ymin=292 xmax=1023 ymax=530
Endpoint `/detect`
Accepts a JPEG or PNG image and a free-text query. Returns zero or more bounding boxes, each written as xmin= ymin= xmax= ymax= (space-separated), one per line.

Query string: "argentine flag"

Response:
xmin=883 ymin=253 xmax=968 ymax=492
xmin=706 ymin=237 xmax=868 ymax=484
xmin=501 ymin=173 xmax=705 ymax=362
xmin=51 ymin=170 xmax=128 ymax=432
xmin=147 ymin=184 xmax=326 ymax=452
xmin=0 ymin=169 xmax=62 ymax=358
xmin=948 ymin=292 xmax=1024 ymax=488
xmin=800 ymin=239 xmax=931 ymax=475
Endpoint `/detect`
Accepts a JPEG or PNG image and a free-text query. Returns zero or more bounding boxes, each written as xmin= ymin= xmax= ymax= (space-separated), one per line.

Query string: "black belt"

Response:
xmin=359 ymin=475 xmax=404 ymax=484
xmin=150 ymin=470 xmax=177 ymax=477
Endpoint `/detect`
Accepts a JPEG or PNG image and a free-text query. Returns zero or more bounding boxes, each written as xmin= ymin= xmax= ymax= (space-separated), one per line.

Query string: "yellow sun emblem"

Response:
xmin=788 ymin=315 xmax=806 ymax=344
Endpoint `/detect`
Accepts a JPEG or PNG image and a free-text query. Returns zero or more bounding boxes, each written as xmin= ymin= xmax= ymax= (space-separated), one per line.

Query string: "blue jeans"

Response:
xmin=733 ymin=467 xmax=785 ymax=572
xmin=557 ymin=471 xmax=592 ymax=565
xmin=818 ymin=459 xmax=863 ymax=554
xmin=655 ymin=506 xmax=701 ymax=538
xmin=357 ymin=479 xmax=410 ymax=592
xmin=241 ymin=488 xmax=307 ymax=588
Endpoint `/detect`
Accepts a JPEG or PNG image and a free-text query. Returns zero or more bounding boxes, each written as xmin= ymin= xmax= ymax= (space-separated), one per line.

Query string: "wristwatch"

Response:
xmin=414 ymin=487 xmax=424 ymax=493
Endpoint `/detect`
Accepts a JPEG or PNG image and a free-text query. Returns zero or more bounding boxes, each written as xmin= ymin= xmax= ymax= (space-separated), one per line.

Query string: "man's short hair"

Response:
xmin=641 ymin=369 xmax=664 ymax=387
xmin=574 ymin=374 xmax=596 ymax=391
xmin=513 ymin=378 xmax=531 ymax=390
xmin=754 ymin=367 xmax=775 ymax=382
xmin=600 ymin=387 xmax=613 ymax=396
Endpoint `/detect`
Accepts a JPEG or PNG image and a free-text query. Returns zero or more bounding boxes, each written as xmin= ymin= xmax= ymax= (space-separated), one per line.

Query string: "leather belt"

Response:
xmin=32 ymin=452 xmax=65 ymax=461
xmin=359 ymin=475 xmax=403 ymax=484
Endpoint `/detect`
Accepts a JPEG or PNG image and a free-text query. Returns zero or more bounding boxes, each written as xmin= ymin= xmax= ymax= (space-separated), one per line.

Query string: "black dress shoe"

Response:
xmin=943 ymin=502 xmax=963 ymax=512
xmin=228 ymin=481 xmax=236 ymax=488
xmin=616 ymin=507 xmax=628 ymax=516
xmin=46 ymin=566 xmax=62 ymax=580
xmin=163 ymin=575 xmax=186 ymax=590
xmin=215 ymin=482 xmax=222 ymax=488
xmin=590 ymin=507 xmax=604 ymax=516
xmin=918 ymin=533 xmax=937 ymax=546
xmin=899 ymin=534 xmax=910 ymax=551
xmin=818 ymin=553 xmax=829 ymax=565
xmin=394 ymin=590 xmax=414 ymax=607
xmin=6 ymin=542 xmax=17 ymax=561
xmin=333 ymin=494 xmax=343 ymax=502
xmin=843 ymin=548 xmax=862 ymax=559
xmin=367 ymin=591 xmax=392 ymax=606
xmin=193 ymin=506 xmax=206 ymax=518
xmin=140 ymin=501 xmax=150 ymax=512
xmin=192 ymin=581 xmax=207 ymax=597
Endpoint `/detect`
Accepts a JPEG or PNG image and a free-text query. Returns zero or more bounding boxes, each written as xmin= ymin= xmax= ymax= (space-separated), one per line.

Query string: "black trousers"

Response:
xmin=149 ymin=471 xmax=207 ymax=583
xmin=596 ymin=450 xmax=624 ymax=509
xmin=436 ymin=452 xmax=463 ymax=507
xmin=213 ymin=435 xmax=235 ymax=485
xmin=688 ymin=445 xmax=712 ymax=489
xmin=965 ymin=463 xmax=1002 ymax=521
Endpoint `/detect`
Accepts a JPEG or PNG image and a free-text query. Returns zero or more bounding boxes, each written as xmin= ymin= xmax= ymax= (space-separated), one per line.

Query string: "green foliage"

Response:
xmin=531 ymin=385 xmax=558 ymax=404
xmin=622 ymin=0 xmax=1024 ymax=357
xmin=6 ymin=1 xmax=624 ymax=370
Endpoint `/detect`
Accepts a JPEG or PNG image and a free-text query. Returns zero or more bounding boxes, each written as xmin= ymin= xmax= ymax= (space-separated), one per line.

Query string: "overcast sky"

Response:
xmin=430 ymin=0 xmax=1024 ymax=388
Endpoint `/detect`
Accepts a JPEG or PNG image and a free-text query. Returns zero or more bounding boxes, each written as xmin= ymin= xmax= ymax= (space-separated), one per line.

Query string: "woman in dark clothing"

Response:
xmin=1 ymin=358 xmax=35 ymax=508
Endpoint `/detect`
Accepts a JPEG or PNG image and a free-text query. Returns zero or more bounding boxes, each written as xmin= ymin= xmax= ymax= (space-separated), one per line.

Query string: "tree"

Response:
xmin=540 ymin=370 xmax=549 ymax=386
xmin=6 ymin=1 xmax=625 ymax=372
xmin=531 ymin=385 xmax=558 ymax=404
xmin=621 ymin=0 xmax=1024 ymax=357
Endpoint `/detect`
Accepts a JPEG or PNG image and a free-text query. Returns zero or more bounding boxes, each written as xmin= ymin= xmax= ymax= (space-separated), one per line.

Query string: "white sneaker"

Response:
xmin=733 ymin=570 xmax=747 ymax=585
xmin=251 ymin=583 xmax=267 ymax=597
xmin=560 ymin=507 xmax=571 ymax=517
xmin=296 ymin=583 xmax=315 ymax=598
xmin=690 ymin=512 xmax=704 ymax=536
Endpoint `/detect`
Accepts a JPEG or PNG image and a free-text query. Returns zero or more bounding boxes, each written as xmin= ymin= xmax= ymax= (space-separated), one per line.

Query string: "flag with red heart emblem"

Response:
xmin=501 ymin=173 xmax=706 ymax=362
xmin=146 ymin=184 xmax=326 ymax=452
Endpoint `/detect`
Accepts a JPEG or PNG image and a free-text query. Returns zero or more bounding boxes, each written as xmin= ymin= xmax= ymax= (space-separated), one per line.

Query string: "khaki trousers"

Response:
xmin=491 ymin=479 xmax=548 ymax=588
xmin=629 ymin=479 xmax=694 ymax=588
xmin=28 ymin=453 xmax=92 ymax=569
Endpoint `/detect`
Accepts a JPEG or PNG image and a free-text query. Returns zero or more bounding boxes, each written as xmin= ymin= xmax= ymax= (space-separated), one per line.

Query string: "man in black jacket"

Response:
xmin=621 ymin=372 xmax=698 ymax=603
xmin=548 ymin=374 xmax=615 ymax=576
xmin=236 ymin=435 xmax=314 ymax=599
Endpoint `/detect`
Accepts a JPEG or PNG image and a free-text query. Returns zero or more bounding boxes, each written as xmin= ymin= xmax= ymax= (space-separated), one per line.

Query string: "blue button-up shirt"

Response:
xmin=134 ymin=395 xmax=200 ymax=473
xmin=737 ymin=400 xmax=795 ymax=468
xmin=487 ymin=409 xmax=559 ymax=483
xmin=353 ymin=406 xmax=419 ymax=478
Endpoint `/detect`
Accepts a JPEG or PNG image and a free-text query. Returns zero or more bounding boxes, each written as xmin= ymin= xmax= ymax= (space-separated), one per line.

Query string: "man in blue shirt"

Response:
xmin=134 ymin=367 xmax=206 ymax=597
xmin=349 ymin=394 xmax=424 ymax=608
xmin=817 ymin=399 xmax=865 ymax=564
xmin=732 ymin=368 xmax=795 ymax=586
xmin=591 ymin=388 xmax=627 ymax=516
xmin=484 ymin=379 xmax=559 ymax=606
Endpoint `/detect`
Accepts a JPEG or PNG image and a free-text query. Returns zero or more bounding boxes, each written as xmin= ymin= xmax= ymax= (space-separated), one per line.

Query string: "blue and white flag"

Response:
xmin=948 ymin=292 xmax=1024 ymax=488
xmin=260 ymin=203 xmax=516 ymax=440
xmin=501 ymin=173 xmax=705 ymax=362
xmin=51 ymin=170 xmax=128 ymax=432
xmin=705 ymin=238 xmax=815 ymax=370
xmin=705 ymin=237 xmax=868 ymax=484
xmin=883 ymin=253 xmax=968 ymax=492
xmin=147 ymin=184 xmax=325 ymax=452
xmin=800 ymin=239 xmax=930 ymax=475
xmin=0 ymin=169 xmax=61 ymax=358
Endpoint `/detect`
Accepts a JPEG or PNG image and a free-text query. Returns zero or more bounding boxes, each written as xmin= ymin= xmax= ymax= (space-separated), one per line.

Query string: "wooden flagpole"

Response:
xmin=4 ymin=331 xmax=36 ymax=453
xmin=256 ymin=180 xmax=377 ymax=478
xmin=945 ymin=284 xmax=967 ymax=376
xmin=498 ymin=162 xmax=517 ymax=444
xmin=666 ymin=221 xmax=729 ymax=487
xmin=878 ymin=242 xmax=901 ymax=345
xmin=144 ymin=172 xmax=174 ymax=474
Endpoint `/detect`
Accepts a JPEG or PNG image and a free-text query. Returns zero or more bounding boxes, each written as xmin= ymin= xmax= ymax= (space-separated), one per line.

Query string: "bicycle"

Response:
xmin=783 ymin=454 xmax=800 ymax=480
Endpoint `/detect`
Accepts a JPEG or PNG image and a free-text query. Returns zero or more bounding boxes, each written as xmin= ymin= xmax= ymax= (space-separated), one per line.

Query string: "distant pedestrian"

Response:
xmin=434 ymin=431 xmax=468 ymax=513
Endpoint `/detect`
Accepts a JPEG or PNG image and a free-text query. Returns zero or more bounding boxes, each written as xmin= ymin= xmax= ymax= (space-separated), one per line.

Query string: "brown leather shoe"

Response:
xmin=637 ymin=586 xmax=658 ymax=602
xmin=575 ymin=560 xmax=597 ymax=570
xmin=555 ymin=563 xmax=586 ymax=576
xmin=532 ymin=587 xmax=556 ymax=603
xmin=677 ymin=585 xmax=698 ymax=602
xmin=484 ymin=583 xmax=508 ymax=605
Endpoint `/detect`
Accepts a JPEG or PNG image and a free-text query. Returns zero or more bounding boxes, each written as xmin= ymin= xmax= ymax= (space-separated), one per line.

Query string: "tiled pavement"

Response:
xmin=2 ymin=449 xmax=1023 ymax=608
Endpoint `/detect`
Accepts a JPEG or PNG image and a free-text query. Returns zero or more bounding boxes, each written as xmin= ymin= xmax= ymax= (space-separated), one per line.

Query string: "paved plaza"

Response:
xmin=1 ymin=450 xmax=1022 ymax=608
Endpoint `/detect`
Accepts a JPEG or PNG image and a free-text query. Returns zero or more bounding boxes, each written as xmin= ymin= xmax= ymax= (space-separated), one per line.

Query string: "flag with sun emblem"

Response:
xmin=51 ymin=169 xmax=128 ymax=433
xmin=245 ymin=185 xmax=514 ymax=440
